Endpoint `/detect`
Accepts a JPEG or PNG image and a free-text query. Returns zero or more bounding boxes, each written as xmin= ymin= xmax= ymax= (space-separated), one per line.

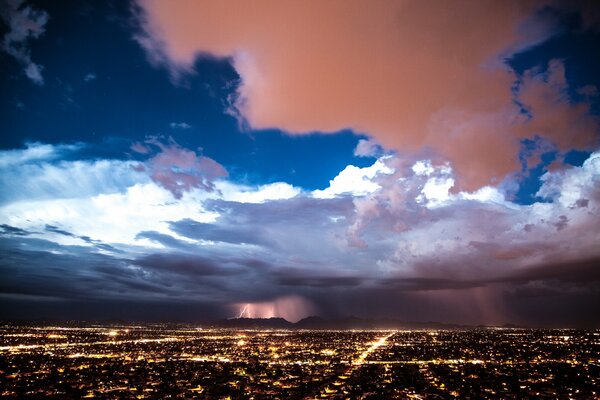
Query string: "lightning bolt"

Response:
xmin=234 ymin=304 xmax=249 ymax=319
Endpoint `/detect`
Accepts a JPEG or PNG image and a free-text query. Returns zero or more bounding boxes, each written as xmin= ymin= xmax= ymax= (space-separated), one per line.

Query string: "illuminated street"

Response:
xmin=0 ymin=325 xmax=598 ymax=399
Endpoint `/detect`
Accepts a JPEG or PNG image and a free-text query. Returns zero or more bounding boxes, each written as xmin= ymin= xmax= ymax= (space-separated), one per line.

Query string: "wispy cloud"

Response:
xmin=169 ymin=121 xmax=191 ymax=129
xmin=83 ymin=72 xmax=96 ymax=82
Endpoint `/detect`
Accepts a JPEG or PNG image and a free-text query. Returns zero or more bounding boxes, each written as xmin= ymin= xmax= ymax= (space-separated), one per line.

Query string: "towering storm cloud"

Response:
xmin=136 ymin=0 xmax=598 ymax=190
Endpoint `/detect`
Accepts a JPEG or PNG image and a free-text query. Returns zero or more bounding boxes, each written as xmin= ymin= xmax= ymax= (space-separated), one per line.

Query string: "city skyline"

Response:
xmin=1 ymin=0 xmax=600 ymax=327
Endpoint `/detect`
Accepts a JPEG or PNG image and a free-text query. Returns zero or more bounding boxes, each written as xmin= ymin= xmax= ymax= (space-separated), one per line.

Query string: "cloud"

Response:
xmin=354 ymin=139 xmax=382 ymax=158
xmin=0 ymin=142 xmax=300 ymax=248
xmin=0 ymin=224 xmax=30 ymax=236
xmin=135 ymin=139 xmax=228 ymax=199
xmin=312 ymin=157 xmax=392 ymax=199
xmin=84 ymin=72 xmax=96 ymax=82
xmin=134 ymin=0 xmax=599 ymax=191
xmin=0 ymin=0 xmax=48 ymax=84
xmin=130 ymin=141 xmax=151 ymax=154
xmin=169 ymin=121 xmax=191 ymax=129
xmin=217 ymin=181 xmax=300 ymax=203
xmin=536 ymin=151 xmax=600 ymax=207
xmin=274 ymin=268 xmax=364 ymax=288
xmin=133 ymin=253 xmax=246 ymax=277
xmin=0 ymin=142 xmax=82 ymax=168
xmin=169 ymin=218 xmax=272 ymax=247
xmin=516 ymin=60 xmax=599 ymax=151
xmin=1 ymin=141 xmax=600 ymax=325
xmin=0 ymin=157 xmax=145 ymax=205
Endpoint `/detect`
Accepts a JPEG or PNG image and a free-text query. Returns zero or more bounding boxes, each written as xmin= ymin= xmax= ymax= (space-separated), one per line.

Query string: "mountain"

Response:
xmin=213 ymin=317 xmax=294 ymax=329
xmin=210 ymin=316 xmax=472 ymax=330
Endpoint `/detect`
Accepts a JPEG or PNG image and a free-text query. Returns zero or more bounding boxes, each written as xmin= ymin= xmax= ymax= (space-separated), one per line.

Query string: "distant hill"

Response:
xmin=214 ymin=317 xmax=294 ymax=329
xmin=1 ymin=316 xmax=524 ymax=329
xmin=210 ymin=316 xmax=473 ymax=330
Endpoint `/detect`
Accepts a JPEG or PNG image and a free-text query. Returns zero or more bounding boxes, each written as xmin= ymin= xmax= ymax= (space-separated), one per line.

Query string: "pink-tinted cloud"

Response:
xmin=135 ymin=0 xmax=598 ymax=191
xmin=130 ymin=141 xmax=151 ymax=154
xmin=137 ymin=140 xmax=227 ymax=198
xmin=517 ymin=60 xmax=599 ymax=151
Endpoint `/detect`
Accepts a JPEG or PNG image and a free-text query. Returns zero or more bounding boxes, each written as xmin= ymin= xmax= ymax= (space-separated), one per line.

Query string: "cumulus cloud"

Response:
xmin=0 ymin=0 xmax=48 ymax=84
xmin=537 ymin=149 xmax=600 ymax=207
xmin=312 ymin=157 xmax=393 ymax=199
xmin=217 ymin=181 xmax=300 ymax=203
xmin=134 ymin=0 xmax=599 ymax=191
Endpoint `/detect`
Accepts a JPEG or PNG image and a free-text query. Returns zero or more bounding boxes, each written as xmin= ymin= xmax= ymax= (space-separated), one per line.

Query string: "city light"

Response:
xmin=1 ymin=325 xmax=597 ymax=398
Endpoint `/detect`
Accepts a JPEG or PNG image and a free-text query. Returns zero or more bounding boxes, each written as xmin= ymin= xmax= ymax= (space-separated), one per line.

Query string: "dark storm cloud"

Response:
xmin=468 ymin=240 xmax=554 ymax=261
xmin=274 ymin=268 xmax=364 ymax=288
xmin=204 ymin=196 xmax=353 ymax=225
xmin=133 ymin=253 xmax=246 ymax=277
xmin=135 ymin=230 xmax=199 ymax=251
xmin=45 ymin=224 xmax=121 ymax=253
xmin=169 ymin=219 xmax=272 ymax=247
xmin=0 ymin=235 xmax=250 ymax=306
xmin=0 ymin=224 xmax=31 ymax=236
xmin=0 ymin=237 xmax=134 ymax=300
xmin=499 ymin=256 xmax=600 ymax=284
xmin=45 ymin=224 xmax=75 ymax=236
xmin=379 ymin=277 xmax=487 ymax=291
xmin=378 ymin=255 xmax=600 ymax=292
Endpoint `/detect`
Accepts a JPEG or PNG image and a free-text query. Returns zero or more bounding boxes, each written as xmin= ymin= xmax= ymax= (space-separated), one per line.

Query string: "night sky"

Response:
xmin=1 ymin=0 xmax=599 ymax=327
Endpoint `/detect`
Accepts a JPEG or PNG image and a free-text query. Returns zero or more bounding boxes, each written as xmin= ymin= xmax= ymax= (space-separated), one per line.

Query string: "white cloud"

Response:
xmin=0 ymin=183 xmax=218 ymax=247
xmin=418 ymin=176 xmax=455 ymax=207
xmin=458 ymin=186 xmax=508 ymax=205
xmin=0 ymin=142 xmax=82 ymax=167
xmin=217 ymin=181 xmax=300 ymax=203
xmin=0 ymin=158 xmax=145 ymax=205
xmin=537 ymin=152 xmax=600 ymax=208
xmin=412 ymin=160 xmax=435 ymax=176
xmin=312 ymin=157 xmax=393 ymax=199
